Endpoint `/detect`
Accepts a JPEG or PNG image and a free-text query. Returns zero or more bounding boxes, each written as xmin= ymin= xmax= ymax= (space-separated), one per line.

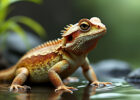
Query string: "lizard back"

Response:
xmin=16 ymin=39 xmax=63 ymax=82
xmin=21 ymin=38 xmax=63 ymax=60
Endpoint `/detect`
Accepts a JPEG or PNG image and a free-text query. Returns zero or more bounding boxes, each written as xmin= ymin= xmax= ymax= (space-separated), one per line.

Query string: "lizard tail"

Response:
xmin=0 ymin=65 xmax=17 ymax=81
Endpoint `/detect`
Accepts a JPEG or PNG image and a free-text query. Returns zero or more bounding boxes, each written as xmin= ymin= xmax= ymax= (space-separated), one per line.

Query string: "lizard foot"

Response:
xmin=9 ymin=85 xmax=31 ymax=92
xmin=91 ymin=81 xmax=112 ymax=87
xmin=55 ymin=85 xmax=78 ymax=94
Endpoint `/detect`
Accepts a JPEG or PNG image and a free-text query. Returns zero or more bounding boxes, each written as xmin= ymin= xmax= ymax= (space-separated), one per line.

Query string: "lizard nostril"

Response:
xmin=97 ymin=25 xmax=101 ymax=29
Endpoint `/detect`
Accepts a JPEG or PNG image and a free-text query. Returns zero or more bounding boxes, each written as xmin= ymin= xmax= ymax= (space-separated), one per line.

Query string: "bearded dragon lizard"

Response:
xmin=0 ymin=17 xmax=111 ymax=93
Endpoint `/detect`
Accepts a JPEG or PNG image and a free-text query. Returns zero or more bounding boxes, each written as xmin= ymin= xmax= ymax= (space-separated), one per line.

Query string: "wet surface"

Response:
xmin=0 ymin=80 xmax=140 ymax=100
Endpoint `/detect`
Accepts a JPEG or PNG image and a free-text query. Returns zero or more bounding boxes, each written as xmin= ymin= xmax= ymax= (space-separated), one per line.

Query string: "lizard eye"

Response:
xmin=80 ymin=21 xmax=90 ymax=31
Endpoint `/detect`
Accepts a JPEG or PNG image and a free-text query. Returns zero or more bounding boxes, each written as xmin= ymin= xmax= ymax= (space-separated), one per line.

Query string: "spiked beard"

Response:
xmin=65 ymin=33 xmax=103 ymax=55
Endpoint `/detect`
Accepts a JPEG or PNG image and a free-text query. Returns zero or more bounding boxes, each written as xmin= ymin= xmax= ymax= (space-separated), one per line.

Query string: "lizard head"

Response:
xmin=62 ymin=17 xmax=106 ymax=55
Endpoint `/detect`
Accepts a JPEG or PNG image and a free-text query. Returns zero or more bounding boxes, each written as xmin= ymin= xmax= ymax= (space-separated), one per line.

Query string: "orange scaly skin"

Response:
xmin=0 ymin=17 xmax=111 ymax=93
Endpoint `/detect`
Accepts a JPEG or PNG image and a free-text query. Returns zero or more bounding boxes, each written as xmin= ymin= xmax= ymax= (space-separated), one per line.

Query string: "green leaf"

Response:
xmin=0 ymin=0 xmax=10 ymax=8
xmin=24 ymin=0 xmax=42 ymax=4
xmin=0 ymin=0 xmax=44 ymax=50
xmin=0 ymin=0 xmax=42 ymax=9
xmin=0 ymin=0 xmax=9 ymax=22
xmin=8 ymin=21 xmax=30 ymax=49
xmin=0 ymin=20 xmax=30 ymax=49
xmin=0 ymin=8 xmax=8 ymax=23
xmin=0 ymin=32 xmax=9 ymax=50
xmin=10 ymin=16 xmax=46 ymax=38
xmin=10 ymin=0 xmax=42 ymax=4
xmin=0 ymin=20 xmax=12 ymax=34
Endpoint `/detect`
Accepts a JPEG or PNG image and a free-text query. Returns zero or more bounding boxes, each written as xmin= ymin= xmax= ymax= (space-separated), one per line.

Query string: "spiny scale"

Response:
xmin=27 ymin=38 xmax=62 ymax=54
xmin=25 ymin=24 xmax=73 ymax=55
xmin=61 ymin=24 xmax=73 ymax=34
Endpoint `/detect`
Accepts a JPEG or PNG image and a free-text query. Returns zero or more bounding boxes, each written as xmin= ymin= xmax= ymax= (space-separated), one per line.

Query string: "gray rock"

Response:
xmin=126 ymin=68 xmax=140 ymax=83
xmin=6 ymin=32 xmax=43 ymax=53
xmin=72 ymin=59 xmax=131 ymax=82
xmin=0 ymin=32 xmax=43 ymax=65
xmin=94 ymin=59 xmax=131 ymax=78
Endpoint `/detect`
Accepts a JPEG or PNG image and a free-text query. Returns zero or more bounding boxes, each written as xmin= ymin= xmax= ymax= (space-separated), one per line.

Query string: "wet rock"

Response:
xmin=94 ymin=59 xmax=131 ymax=78
xmin=72 ymin=59 xmax=131 ymax=82
xmin=126 ymin=68 xmax=140 ymax=83
xmin=0 ymin=32 xmax=43 ymax=65
xmin=6 ymin=32 xmax=43 ymax=53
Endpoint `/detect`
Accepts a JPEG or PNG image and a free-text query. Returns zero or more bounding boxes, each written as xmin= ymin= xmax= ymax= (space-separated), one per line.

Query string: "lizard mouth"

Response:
xmin=88 ymin=29 xmax=106 ymax=39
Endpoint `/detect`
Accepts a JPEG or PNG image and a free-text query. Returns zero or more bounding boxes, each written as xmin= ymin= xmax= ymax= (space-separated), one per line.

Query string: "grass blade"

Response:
xmin=10 ymin=16 xmax=46 ymax=38
xmin=0 ymin=20 xmax=30 ymax=49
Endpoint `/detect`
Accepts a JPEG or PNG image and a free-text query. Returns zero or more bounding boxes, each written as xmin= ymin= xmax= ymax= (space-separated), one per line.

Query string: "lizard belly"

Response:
xmin=59 ymin=65 xmax=79 ymax=79
xmin=29 ymin=55 xmax=62 ymax=82
xmin=29 ymin=66 xmax=49 ymax=82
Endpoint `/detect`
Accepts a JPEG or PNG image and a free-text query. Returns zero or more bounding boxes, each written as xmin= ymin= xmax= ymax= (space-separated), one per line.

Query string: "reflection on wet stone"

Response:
xmin=1 ymin=81 xmax=140 ymax=100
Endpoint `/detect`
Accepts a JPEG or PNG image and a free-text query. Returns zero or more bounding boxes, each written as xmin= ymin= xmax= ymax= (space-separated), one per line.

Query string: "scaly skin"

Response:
xmin=0 ymin=17 xmax=111 ymax=93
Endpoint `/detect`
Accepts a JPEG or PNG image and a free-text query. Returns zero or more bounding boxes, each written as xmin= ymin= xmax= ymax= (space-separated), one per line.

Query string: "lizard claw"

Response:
xmin=91 ymin=81 xmax=112 ymax=87
xmin=55 ymin=85 xmax=78 ymax=94
xmin=9 ymin=85 xmax=31 ymax=92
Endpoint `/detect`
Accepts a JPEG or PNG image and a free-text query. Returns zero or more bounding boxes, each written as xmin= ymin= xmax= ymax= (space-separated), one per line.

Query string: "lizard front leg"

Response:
xmin=48 ymin=60 xmax=77 ymax=93
xmin=9 ymin=67 xmax=30 ymax=92
xmin=81 ymin=57 xmax=112 ymax=87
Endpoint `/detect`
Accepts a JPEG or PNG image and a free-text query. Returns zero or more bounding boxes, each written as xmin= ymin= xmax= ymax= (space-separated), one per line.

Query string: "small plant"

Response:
xmin=0 ymin=0 xmax=46 ymax=50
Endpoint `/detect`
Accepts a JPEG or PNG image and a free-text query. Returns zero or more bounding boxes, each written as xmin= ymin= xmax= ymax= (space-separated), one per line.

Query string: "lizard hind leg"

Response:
xmin=9 ymin=67 xmax=30 ymax=92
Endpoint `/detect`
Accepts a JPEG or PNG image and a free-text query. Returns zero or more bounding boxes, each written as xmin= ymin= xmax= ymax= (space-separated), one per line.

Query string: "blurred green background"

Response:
xmin=1 ymin=0 xmax=140 ymax=68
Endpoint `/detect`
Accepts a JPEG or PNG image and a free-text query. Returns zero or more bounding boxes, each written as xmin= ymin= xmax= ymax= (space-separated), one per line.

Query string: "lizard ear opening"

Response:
xmin=64 ymin=30 xmax=80 ymax=43
xmin=65 ymin=34 xmax=74 ymax=43
xmin=67 ymin=35 xmax=73 ymax=42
